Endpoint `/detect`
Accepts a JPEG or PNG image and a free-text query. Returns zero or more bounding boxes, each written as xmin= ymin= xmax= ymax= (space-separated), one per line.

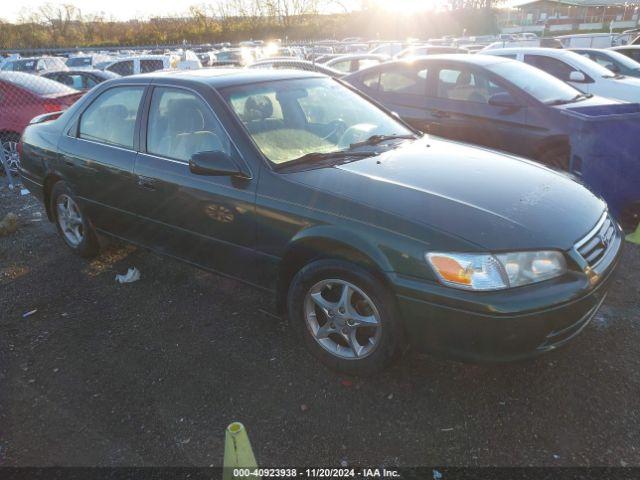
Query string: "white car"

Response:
xmin=483 ymin=47 xmax=640 ymax=102
xmin=98 ymin=54 xmax=201 ymax=77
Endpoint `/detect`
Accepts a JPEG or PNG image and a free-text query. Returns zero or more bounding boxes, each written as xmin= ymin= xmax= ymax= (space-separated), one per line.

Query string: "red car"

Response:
xmin=1 ymin=72 xmax=83 ymax=175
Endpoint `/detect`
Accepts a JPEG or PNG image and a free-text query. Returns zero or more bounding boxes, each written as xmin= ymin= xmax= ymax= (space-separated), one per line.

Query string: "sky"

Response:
xmin=2 ymin=0 xmax=441 ymax=23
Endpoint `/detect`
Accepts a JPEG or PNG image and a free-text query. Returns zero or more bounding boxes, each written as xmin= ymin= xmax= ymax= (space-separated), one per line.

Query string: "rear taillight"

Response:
xmin=43 ymin=101 xmax=62 ymax=113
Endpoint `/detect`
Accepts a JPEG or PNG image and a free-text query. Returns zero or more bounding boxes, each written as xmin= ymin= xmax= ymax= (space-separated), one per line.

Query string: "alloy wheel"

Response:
xmin=56 ymin=194 xmax=85 ymax=247
xmin=1 ymin=140 xmax=20 ymax=175
xmin=304 ymin=279 xmax=382 ymax=360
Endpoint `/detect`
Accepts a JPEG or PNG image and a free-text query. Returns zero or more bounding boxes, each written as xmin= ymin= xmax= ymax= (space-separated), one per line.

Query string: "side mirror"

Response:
xmin=189 ymin=151 xmax=245 ymax=177
xmin=488 ymin=92 xmax=520 ymax=108
xmin=569 ymin=71 xmax=586 ymax=82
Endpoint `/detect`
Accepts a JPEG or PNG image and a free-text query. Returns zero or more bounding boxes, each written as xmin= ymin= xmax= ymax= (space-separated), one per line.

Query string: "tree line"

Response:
xmin=0 ymin=1 xmax=498 ymax=50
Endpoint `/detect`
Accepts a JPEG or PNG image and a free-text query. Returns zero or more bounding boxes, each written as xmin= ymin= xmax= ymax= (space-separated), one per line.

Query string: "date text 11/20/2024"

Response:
xmin=232 ymin=468 xmax=401 ymax=477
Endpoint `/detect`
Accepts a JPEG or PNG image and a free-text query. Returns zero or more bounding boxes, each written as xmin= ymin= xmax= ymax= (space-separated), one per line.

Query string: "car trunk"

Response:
xmin=41 ymin=92 xmax=84 ymax=111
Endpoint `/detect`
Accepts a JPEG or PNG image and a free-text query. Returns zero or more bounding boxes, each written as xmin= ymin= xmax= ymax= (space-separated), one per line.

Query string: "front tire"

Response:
xmin=287 ymin=259 xmax=403 ymax=375
xmin=50 ymin=181 xmax=99 ymax=258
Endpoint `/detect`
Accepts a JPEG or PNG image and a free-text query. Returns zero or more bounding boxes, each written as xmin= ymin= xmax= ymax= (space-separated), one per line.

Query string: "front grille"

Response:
xmin=575 ymin=213 xmax=616 ymax=268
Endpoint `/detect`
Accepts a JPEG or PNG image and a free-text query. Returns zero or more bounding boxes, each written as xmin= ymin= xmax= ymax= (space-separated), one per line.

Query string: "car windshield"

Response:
xmin=67 ymin=57 xmax=93 ymax=67
xmin=2 ymin=59 xmax=37 ymax=72
xmin=220 ymin=77 xmax=414 ymax=165
xmin=602 ymin=50 xmax=640 ymax=71
xmin=487 ymin=60 xmax=582 ymax=105
xmin=568 ymin=52 xmax=620 ymax=77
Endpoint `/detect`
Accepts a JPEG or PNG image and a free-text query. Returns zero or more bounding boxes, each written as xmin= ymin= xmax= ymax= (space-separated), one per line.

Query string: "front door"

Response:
xmin=425 ymin=64 xmax=531 ymax=157
xmin=132 ymin=86 xmax=259 ymax=282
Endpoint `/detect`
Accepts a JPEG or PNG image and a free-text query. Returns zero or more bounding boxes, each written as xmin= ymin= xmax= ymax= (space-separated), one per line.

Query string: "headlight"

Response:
xmin=426 ymin=251 xmax=566 ymax=291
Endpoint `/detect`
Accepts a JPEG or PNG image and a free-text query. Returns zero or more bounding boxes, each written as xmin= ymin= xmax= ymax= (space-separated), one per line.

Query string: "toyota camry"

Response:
xmin=18 ymin=69 xmax=623 ymax=374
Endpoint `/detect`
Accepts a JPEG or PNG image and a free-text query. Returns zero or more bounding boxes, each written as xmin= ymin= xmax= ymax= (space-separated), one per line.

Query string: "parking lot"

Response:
xmin=1 ymin=187 xmax=639 ymax=467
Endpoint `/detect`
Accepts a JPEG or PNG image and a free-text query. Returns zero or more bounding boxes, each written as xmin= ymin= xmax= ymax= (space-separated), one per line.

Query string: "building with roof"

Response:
xmin=500 ymin=0 xmax=640 ymax=33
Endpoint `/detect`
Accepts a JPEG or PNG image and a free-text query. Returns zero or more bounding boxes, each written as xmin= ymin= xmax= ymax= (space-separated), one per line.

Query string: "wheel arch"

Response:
xmin=42 ymin=172 xmax=65 ymax=221
xmin=275 ymin=225 xmax=395 ymax=314
xmin=535 ymin=135 xmax=571 ymax=157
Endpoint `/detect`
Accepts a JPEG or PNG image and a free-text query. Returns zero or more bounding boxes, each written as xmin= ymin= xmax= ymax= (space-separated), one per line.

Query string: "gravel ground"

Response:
xmin=1 ymin=184 xmax=639 ymax=468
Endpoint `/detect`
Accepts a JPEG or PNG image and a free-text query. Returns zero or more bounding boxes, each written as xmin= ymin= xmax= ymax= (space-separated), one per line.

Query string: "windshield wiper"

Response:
xmin=349 ymin=134 xmax=417 ymax=150
xmin=275 ymin=150 xmax=374 ymax=171
xmin=547 ymin=93 xmax=592 ymax=105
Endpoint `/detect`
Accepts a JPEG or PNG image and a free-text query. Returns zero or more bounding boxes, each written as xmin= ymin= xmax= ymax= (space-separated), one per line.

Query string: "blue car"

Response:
xmin=344 ymin=55 xmax=640 ymax=227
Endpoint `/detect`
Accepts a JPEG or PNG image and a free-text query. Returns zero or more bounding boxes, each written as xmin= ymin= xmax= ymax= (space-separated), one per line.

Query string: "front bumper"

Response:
xmin=391 ymin=232 xmax=623 ymax=363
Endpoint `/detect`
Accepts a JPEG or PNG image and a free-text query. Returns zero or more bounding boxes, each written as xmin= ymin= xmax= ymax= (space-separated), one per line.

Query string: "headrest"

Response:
xmin=102 ymin=104 xmax=128 ymax=120
xmin=244 ymin=95 xmax=273 ymax=122
xmin=167 ymin=98 xmax=205 ymax=133
xmin=456 ymin=72 xmax=472 ymax=86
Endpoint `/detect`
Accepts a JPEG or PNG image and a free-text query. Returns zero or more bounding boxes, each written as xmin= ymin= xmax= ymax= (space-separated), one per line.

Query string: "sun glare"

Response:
xmin=373 ymin=0 xmax=441 ymax=13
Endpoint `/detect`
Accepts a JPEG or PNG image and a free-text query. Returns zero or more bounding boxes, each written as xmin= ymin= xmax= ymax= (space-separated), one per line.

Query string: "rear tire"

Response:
xmin=50 ymin=181 xmax=99 ymax=258
xmin=287 ymin=259 xmax=403 ymax=375
xmin=0 ymin=132 xmax=21 ymax=176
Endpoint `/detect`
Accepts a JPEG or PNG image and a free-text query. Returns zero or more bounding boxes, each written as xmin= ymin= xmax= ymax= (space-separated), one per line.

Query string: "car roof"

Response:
xmin=125 ymin=67 xmax=325 ymax=88
xmin=484 ymin=47 xmax=569 ymax=56
xmin=327 ymin=54 xmax=389 ymax=61
xmin=391 ymin=54 xmax=512 ymax=65
xmin=568 ymin=48 xmax=605 ymax=52
xmin=46 ymin=69 xmax=109 ymax=74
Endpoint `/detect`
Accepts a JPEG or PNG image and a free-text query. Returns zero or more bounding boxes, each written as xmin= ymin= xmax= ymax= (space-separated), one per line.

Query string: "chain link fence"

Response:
xmin=1 ymin=61 xmax=89 ymax=180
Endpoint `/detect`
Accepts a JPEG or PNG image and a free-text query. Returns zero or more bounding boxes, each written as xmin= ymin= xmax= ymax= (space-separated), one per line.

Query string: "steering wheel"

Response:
xmin=321 ymin=119 xmax=348 ymax=143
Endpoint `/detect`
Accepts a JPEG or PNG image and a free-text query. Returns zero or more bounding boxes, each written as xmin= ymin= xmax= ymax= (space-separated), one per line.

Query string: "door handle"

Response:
xmin=431 ymin=109 xmax=450 ymax=119
xmin=136 ymin=175 xmax=157 ymax=191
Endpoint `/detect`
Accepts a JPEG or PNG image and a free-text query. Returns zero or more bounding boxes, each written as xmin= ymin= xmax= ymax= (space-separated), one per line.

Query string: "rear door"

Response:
xmin=425 ymin=62 xmax=531 ymax=156
xmin=57 ymin=84 xmax=148 ymax=239
xmin=131 ymin=84 xmax=259 ymax=280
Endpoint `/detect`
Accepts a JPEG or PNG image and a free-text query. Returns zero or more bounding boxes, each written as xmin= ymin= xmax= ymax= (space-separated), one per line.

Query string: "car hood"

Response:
xmin=286 ymin=136 xmax=606 ymax=251
xmin=600 ymin=76 xmax=640 ymax=99
xmin=554 ymin=94 xmax=624 ymax=110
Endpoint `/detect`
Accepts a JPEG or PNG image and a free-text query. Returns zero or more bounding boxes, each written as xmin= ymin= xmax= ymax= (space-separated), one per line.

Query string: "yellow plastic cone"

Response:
xmin=626 ymin=222 xmax=640 ymax=245
xmin=223 ymin=422 xmax=259 ymax=480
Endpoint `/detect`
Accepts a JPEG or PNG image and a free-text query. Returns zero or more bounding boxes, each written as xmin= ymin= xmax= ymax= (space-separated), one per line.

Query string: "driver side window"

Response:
xmin=146 ymin=87 xmax=231 ymax=162
xmin=436 ymin=67 xmax=507 ymax=103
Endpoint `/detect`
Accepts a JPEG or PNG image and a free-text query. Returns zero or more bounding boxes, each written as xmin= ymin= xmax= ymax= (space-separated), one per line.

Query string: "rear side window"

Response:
xmin=67 ymin=57 xmax=93 ymax=67
xmin=378 ymin=66 xmax=427 ymax=95
xmin=146 ymin=87 xmax=231 ymax=162
xmin=79 ymin=87 xmax=144 ymax=149
xmin=524 ymin=55 xmax=574 ymax=81
xmin=140 ymin=59 xmax=165 ymax=73
xmin=359 ymin=70 xmax=381 ymax=91
xmin=107 ymin=61 xmax=134 ymax=76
